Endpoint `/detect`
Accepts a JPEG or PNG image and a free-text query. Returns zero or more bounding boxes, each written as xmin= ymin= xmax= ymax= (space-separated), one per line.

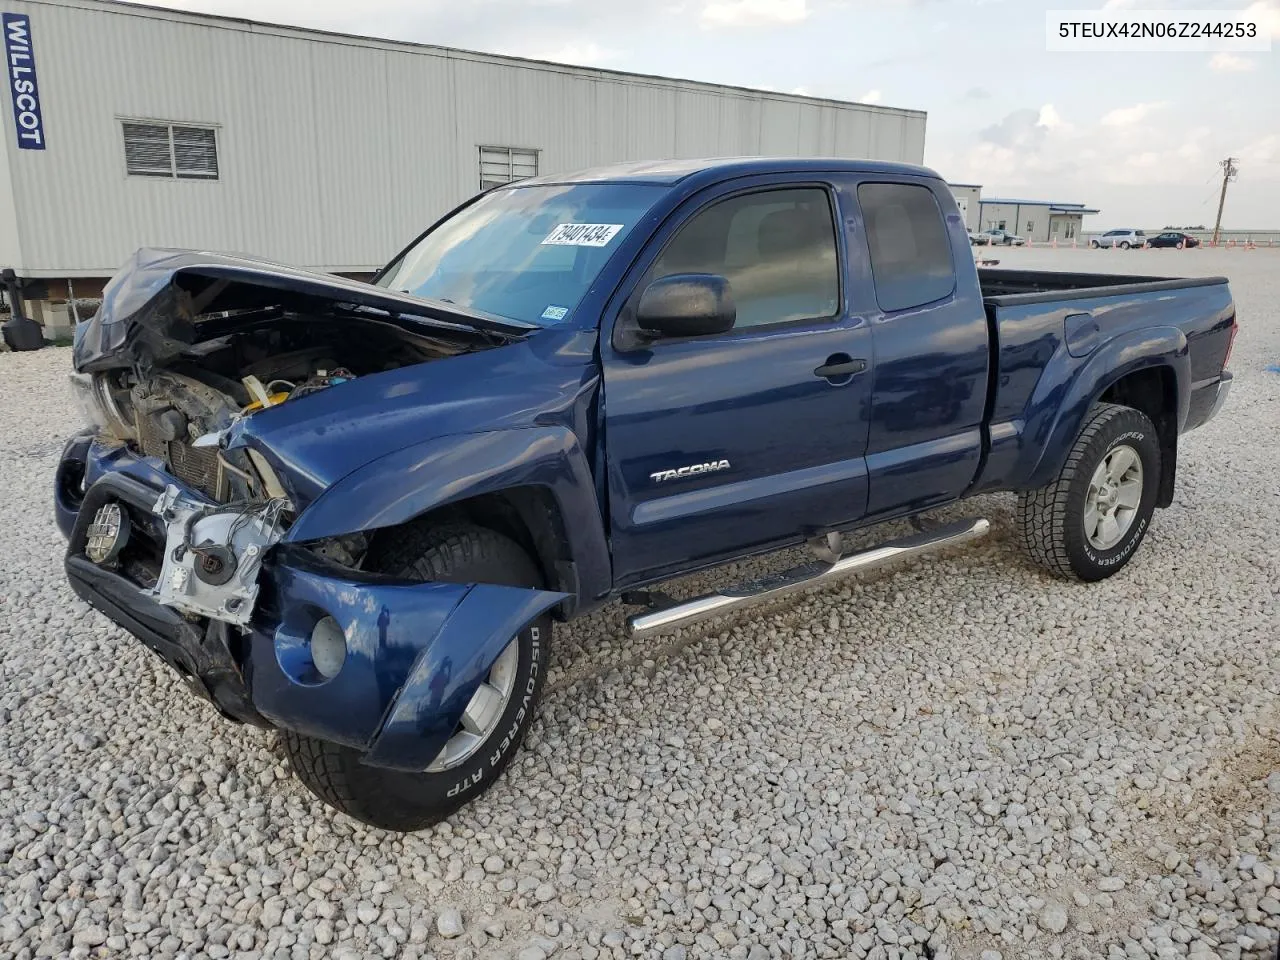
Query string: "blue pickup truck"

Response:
xmin=56 ymin=158 xmax=1236 ymax=831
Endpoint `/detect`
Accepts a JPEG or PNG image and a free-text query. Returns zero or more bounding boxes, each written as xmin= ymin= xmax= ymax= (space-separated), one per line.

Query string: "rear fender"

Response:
xmin=245 ymin=548 xmax=566 ymax=762
xmin=1022 ymin=326 xmax=1189 ymax=489
xmin=282 ymin=427 xmax=611 ymax=605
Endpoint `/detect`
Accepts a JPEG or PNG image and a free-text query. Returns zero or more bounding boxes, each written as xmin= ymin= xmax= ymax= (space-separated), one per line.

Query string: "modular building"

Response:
xmin=976 ymin=198 xmax=1099 ymax=244
xmin=948 ymin=184 xmax=1099 ymax=243
xmin=0 ymin=0 xmax=928 ymax=325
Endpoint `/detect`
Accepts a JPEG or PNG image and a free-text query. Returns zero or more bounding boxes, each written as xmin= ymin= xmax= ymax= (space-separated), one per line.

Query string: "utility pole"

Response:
xmin=1211 ymin=157 xmax=1239 ymax=247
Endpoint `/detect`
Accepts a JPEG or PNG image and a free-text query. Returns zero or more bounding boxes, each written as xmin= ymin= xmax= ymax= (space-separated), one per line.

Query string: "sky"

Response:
xmin=133 ymin=0 xmax=1280 ymax=228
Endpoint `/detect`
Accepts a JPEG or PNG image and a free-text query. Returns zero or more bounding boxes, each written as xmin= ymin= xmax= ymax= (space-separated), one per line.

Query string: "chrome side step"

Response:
xmin=626 ymin=517 xmax=990 ymax=639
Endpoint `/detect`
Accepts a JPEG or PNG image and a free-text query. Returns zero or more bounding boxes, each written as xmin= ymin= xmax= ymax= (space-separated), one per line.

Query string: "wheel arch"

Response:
xmin=284 ymin=427 xmax=612 ymax=615
xmin=1097 ymin=366 xmax=1179 ymax=507
xmin=1023 ymin=327 xmax=1190 ymax=496
xmin=366 ymin=486 xmax=583 ymax=619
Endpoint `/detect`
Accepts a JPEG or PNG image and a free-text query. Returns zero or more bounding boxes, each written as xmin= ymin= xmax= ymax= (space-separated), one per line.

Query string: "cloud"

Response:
xmin=1244 ymin=0 xmax=1280 ymax=39
xmin=700 ymin=0 xmax=808 ymax=27
xmin=1208 ymin=53 xmax=1258 ymax=72
xmin=527 ymin=41 xmax=620 ymax=65
xmin=1037 ymin=104 xmax=1065 ymax=131
xmin=860 ymin=89 xmax=883 ymax=104
xmin=942 ymin=98 xmax=1213 ymax=199
xmin=1101 ymin=101 xmax=1167 ymax=127
xmin=979 ymin=105 xmax=1063 ymax=148
xmin=1239 ymin=135 xmax=1280 ymax=177
xmin=962 ymin=86 xmax=991 ymax=101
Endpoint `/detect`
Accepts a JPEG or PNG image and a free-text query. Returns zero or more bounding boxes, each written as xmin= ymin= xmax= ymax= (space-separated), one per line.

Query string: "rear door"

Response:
xmin=844 ymin=178 xmax=991 ymax=518
xmin=600 ymin=179 xmax=874 ymax=586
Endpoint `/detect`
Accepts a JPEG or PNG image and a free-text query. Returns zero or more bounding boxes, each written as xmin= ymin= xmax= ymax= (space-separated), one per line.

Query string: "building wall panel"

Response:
xmin=0 ymin=0 xmax=928 ymax=277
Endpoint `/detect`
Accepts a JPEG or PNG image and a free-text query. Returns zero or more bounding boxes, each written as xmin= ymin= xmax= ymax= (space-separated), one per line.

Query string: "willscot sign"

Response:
xmin=3 ymin=13 xmax=45 ymax=150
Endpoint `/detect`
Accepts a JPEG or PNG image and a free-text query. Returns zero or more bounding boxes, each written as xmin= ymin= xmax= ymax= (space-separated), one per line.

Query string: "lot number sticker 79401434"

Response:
xmin=541 ymin=223 xmax=623 ymax=247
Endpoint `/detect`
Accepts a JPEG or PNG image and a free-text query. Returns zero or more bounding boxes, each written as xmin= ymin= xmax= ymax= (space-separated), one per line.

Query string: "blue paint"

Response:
xmin=2 ymin=14 xmax=45 ymax=150
xmin=244 ymin=550 xmax=564 ymax=763
xmin=1266 ymin=364 xmax=1280 ymax=374
xmin=55 ymin=157 xmax=1239 ymax=771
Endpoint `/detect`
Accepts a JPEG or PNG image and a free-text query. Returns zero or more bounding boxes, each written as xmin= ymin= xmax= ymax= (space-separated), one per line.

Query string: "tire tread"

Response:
xmin=282 ymin=522 xmax=545 ymax=831
xmin=1016 ymin=402 xmax=1137 ymax=580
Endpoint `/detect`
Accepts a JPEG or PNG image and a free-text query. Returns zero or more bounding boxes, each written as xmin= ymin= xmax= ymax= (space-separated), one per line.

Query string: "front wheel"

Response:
xmin=283 ymin=524 xmax=551 ymax=831
xmin=1016 ymin=403 xmax=1160 ymax=581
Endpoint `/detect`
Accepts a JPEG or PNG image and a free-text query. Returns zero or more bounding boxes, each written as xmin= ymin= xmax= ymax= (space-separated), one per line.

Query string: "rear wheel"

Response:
xmin=1120 ymin=241 xmax=1131 ymax=249
xmin=282 ymin=524 xmax=550 ymax=831
xmin=1016 ymin=403 xmax=1160 ymax=581
xmin=1090 ymin=240 xmax=1100 ymax=249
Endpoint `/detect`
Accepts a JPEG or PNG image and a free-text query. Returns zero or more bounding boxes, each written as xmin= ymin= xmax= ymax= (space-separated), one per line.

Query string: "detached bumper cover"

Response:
xmin=250 ymin=550 xmax=564 ymax=771
xmin=59 ymin=442 xmax=566 ymax=770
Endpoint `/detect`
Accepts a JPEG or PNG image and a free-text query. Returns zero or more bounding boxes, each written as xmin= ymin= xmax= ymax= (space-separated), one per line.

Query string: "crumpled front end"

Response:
xmin=58 ymin=435 xmax=565 ymax=770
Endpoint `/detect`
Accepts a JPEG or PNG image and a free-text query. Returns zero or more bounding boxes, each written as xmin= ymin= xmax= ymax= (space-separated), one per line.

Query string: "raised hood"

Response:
xmin=73 ymin=248 xmax=536 ymax=373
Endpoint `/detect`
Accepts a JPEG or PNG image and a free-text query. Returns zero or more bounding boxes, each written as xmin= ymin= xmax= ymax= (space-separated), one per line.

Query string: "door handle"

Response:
xmin=814 ymin=356 xmax=867 ymax=381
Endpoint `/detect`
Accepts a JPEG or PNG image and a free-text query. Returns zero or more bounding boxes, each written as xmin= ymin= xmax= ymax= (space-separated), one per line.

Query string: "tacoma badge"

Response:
xmin=650 ymin=459 xmax=731 ymax=483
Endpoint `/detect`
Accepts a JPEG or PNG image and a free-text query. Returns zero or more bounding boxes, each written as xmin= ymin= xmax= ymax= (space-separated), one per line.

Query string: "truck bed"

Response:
xmin=978 ymin=268 xmax=1228 ymax=305
xmin=973 ymin=267 xmax=1236 ymax=497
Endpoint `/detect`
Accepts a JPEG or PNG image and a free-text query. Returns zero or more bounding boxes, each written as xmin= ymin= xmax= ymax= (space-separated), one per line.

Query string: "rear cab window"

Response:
xmin=857 ymin=182 xmax=956 ymax=312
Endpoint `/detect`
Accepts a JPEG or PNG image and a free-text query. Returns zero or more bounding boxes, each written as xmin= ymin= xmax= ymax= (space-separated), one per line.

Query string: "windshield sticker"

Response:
xmin=540 ymin=305 xmax=569 ymax=322
xmin=541 ymin=223 xmax=624 ymax=247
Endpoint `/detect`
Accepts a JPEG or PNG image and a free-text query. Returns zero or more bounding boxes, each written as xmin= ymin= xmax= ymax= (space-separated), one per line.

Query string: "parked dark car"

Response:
xmin=58 ymin=157 xmax=1237 ymax=831
xmin=1146 ymin=232 xmax=1200 ymax=249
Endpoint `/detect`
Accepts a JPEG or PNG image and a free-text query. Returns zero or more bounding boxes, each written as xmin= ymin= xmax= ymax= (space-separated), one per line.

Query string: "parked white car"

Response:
xmin=1091 ymin=229 xmax=1146 ymax=249
xmin=984 ymin=229 xmax=1026 ymax=246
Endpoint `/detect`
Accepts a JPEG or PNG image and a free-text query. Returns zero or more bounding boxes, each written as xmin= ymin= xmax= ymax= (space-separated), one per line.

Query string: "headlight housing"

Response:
xmin=68 ymin=372 xmax=134 ymax=439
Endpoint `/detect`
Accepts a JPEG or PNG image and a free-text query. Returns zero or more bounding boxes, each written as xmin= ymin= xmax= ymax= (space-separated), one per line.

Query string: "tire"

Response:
xmin=282 ymin=524 xmax=551 ymax=831
xmin=1090 ymin=240 xmax=1100 ymax=249
xmin=1120 ymin=241 xmax=1131 ymax=249
xmin=1177 ymin=241 xmax=1185 ymax=250
xmin=1016 ymin=403 xmax=1161 ymax=582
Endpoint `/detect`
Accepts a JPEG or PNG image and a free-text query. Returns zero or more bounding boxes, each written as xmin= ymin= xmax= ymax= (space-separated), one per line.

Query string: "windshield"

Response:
xmin=376 ymin=183 xmax=664 ymax=326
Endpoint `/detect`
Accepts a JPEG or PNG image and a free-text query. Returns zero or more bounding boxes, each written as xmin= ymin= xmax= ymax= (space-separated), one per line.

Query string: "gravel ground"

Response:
xmin=1 ymin=247 xmax=1278 ymax=960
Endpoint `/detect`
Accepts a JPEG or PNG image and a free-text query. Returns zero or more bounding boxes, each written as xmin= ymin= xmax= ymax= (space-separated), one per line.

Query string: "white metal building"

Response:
xmin=947 ymin=184 xmax=1099 ymax=243
xmin=976 ymin=198 xmax=1100 ymax=244
xmin=948 ymin=184 xmax=982 ymax=233
xmin=0 ymin=0 xmax=927 ymax=307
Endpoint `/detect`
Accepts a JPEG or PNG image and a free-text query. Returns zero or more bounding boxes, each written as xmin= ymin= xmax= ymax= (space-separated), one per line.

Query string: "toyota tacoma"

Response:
xmin=55 ymin=158 xmax=1236 ymax=831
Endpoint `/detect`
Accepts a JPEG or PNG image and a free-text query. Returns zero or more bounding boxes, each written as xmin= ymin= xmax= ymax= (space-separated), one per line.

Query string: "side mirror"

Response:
xmin=635 ymin=273 xmax=735 ymax=340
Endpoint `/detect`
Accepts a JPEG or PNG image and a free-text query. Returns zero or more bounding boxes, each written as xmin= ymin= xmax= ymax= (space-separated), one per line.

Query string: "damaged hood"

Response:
xmin=73 ymin=247 xmax=537 ymax=372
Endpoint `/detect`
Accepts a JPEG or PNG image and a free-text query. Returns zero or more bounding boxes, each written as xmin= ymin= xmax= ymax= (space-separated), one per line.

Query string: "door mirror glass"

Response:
xmin=635 ymin=273 xmax=736 ymax=339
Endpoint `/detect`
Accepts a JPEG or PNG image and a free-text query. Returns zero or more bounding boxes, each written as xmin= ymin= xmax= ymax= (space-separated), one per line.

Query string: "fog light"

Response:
xmin=85 ymin=502 xmax=129 ymax=564
xmin=309 ymin=616 xmax=347 ymax=679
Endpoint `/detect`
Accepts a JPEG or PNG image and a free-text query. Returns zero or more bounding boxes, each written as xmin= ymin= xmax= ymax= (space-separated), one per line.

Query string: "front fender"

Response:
xmin=1022 ymin=325 xmax=1189 ymax=489
xmin=283 ymin=427 xmax=612 ymax=606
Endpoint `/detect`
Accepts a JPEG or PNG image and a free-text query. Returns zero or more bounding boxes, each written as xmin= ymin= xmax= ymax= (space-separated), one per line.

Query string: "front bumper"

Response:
xmin=58 ymin=436 xmax=565 ymax=771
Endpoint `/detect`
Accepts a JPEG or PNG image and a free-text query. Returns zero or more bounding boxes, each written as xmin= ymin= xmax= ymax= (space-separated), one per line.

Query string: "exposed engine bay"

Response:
xmin=77 ymin=314 xmax=465 ymax=502
xmin=75 ymin=313 xmax=476 ymax=626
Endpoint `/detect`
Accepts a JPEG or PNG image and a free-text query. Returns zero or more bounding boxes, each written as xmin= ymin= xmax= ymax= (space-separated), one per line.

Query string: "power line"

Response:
xmin=1211 ymin=157 xmax=1239 ymax=246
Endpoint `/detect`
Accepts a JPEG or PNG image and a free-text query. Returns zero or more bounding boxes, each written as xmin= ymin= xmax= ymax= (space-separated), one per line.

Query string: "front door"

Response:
xmin=601 ymin=182 xmax=874 ymax=586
